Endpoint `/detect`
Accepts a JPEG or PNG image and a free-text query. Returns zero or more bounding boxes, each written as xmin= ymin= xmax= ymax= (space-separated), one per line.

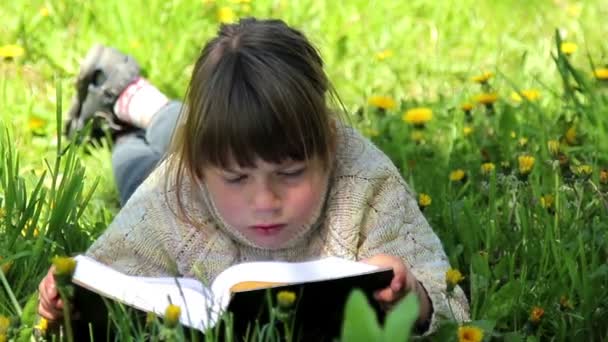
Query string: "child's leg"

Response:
xmin=111 ymin=101 xmax=182 ymax=205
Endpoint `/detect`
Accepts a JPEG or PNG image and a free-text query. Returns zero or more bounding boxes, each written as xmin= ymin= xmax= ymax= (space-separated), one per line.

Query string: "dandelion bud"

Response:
xmin=547 ymin=140 xmax=560 ymax=155
xmin=529 ymin=306 xmax=544 ymax=325
xmin=164 ymin=304 xmax=181 ymax=328
xmin=277 ymin=290 xmax=296 ymax=310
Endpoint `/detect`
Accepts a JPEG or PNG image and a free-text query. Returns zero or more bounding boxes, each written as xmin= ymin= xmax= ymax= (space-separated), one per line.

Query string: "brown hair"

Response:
xmin=165 ymin=18 xmax=342 ymax=224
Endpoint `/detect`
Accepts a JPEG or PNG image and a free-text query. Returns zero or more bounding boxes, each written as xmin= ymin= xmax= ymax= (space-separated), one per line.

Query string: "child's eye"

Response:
xmin=279 ymin=168 xmax=305 ymax=177
xmin=225 ymin=175 xmax=247 ymax=184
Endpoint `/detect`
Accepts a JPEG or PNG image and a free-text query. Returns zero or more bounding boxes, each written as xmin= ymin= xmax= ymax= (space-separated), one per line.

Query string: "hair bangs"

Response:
xmin=198 ymin=50 xmax=329 ymax=170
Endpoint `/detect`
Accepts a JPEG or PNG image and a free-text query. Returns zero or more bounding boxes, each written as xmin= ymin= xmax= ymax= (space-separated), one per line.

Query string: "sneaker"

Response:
xmin=65 ymin=44 xmax=140 ymax=139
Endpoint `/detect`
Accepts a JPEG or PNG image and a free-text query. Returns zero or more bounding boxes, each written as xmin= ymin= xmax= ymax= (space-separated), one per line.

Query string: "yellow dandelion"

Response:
xmin=277 ymin=290 xmax=296 ymax=309
xmin=520 ymin=89 xmax=540 ymax=101
xmin=518 ymin=137 xmax=528 ymax=147
xmin=474 ymin=93 xmax=498 ymax=105
xmin=565 ymin=126 xmax=577 ymax=145
xmin=510 ymin=92 xmax=522 ymax=102
xmin=418 ymin=193 xmax=432 ymax=208
xmin=368 ymin=95 xmax=396 ymax=110
xmin=600 ymin=169 xmax=608 ymax=184
xmin=461 ymin=103 xmax=474 ymax=112
xmin=480 ymin=162 xmax=495 ymax=175
xmin=28 ymin=117 xmax=47 ymax=131
xmin=0 ymin=44 xmax=25 ymax=58
xmin=217 ymin=6 xmax=236 ymax=23
xmin=540 ymin=194 xmax=554 ymax=209
xmin=411 ymin=130 xmax=425 ymax=143
xmin=446 ymin=268 xmax=465 ymax=286
xmin=471 ymin=71 xmax=493 ymax=84
xmin=402 ymin=107 xmax=433 ymax=126
xmin=375 ymin=49 xmax=393 ymax=61
xmin=39 ymin=6 xmax=50 ymax=17
xmin=463 ymin=126 xmax=473 ymax=137
xmin=52 ymin=256 xmax=76 ymax=276
xmin=458 ymin=325 xmax=483 ymax=342
xmin=529 ymin=306 xmax=544 ymax=324
xmin=518 ymin=155 xmax=535 ymax=175
xmin=164 ymin=304 xmax=181 ymax=328
xmin=0 ymin=315 xmax=8 ymax=335
xmin=575 ymin=164 xmax=592 ymax=176
xmin=593 ymin=68 xmax=608 ymax=80
xmin=547 ymin=140 xmax=560 ymax=155
xmin=449 ymin=169 xmax=466 ymax=182
xmin=34 ymin=317 xmax=48 ymax=336
xmin=560 ymin=42 xmax=577 ymax=55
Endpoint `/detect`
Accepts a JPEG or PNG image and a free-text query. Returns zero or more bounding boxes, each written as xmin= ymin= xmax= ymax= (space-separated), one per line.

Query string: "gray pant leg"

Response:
xmin=111 ymin=101 xmax=182 ymax=205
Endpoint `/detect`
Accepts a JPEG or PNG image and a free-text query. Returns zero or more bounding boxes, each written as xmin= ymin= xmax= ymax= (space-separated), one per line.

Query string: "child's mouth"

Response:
xmin=250 ymin=224 xmax=286 ymax=235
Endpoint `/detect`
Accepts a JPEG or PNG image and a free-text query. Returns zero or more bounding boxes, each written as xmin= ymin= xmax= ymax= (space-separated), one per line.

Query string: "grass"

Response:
xmin=1 ymin=0 xmax=608 ymax=341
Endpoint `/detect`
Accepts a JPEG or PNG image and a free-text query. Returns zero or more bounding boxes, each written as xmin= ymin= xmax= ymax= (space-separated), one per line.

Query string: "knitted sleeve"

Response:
xmin=356 ymin=175 xmax=470 ymax=334
xmin=85 ymin=174 xmax=180 ymax=277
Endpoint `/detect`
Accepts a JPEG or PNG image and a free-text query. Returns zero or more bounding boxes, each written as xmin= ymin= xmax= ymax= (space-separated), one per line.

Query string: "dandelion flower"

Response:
xmin=277 ymin=290 xmax=296 ymax=309
xmin=418 ymin=193 xmax=432 ymax=208
xmin=518 ymin=155 xmax=535 ymax=175
xmin=402 ymin=107 xmax=433 ymax=126
xmin=480 ymin=162 xmax=495 ymax=175
xmin=445 ymin=268 xmax=464 ymax=292
xmin=547 ymin=140 xmax=560 ymax=155
xmin=368 ymin=95 xmax=396 ymax=110
xmin=28 ymin=117 xmax=47 ymax=131
xmin=565 ymin=126 xmax=577 ymax=145
xmin=0 ymin=315 xmax=9 ymax=335
xmin=34 ymin=317 xmax=48 ymax=336
xmin=457 ymin=325 xmax=483 ymax=342
xmin=164 ymin=304 xmax=181 ymax=328
xmin=540 ymin=194 xmax=554 ymax=209
xmin=52 ymin=256 xmax=76 ymax=276
xmin=529 ymin=306 xmax=544 ymax=324
xmin=449 ymin=169 xmax=466 ymax=182
xmin=471 ymin=72 xmax=493 ymax=84
xmin=375 ymin=49 xmax=393 ymax=61
xmin=463 ymin=126 xmax=473 ymax=137
xmin=474 ymin=93 xmax=498 ymax=106
xmin=593 ymin=68 xmax=608 ymax=81
xmin=0 ymin=44 xmax=25 ymax=59
xmin=511 ymin=90 xmax=539 ymax=102
xmin=39 ymin=6 xmax=50 ymax=17
xmin=575 ymin=164 xmax=592 ymax=176
xmin=217 ymin=6 xmax=236 ymax=23
xmin=461 ymin=103 xmax=473 ymax=112
xmin=560 ymin=42 xmax=577 ymax=55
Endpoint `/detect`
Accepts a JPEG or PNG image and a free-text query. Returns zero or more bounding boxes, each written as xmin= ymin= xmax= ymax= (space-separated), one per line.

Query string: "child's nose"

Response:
xmin=251 ymin=181 xmax=281 ymax=212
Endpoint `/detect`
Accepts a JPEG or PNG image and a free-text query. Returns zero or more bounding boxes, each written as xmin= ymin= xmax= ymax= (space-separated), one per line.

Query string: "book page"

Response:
xmin=210 ymin=257 xmax=385 ymax=307
xmin=72 ymin=255 xmax=221 ymax=332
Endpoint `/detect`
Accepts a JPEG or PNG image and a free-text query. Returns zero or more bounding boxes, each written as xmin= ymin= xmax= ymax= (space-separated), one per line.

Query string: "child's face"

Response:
xmin=202 ymin=157 xmax=330 ymax=249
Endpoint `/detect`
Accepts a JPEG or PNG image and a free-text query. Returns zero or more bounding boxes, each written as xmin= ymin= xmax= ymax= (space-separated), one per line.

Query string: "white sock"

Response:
xmin=114 ymin=77 xmax=169 ymax=128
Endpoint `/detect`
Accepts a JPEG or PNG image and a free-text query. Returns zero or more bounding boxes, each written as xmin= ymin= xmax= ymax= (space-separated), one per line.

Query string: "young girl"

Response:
xmin=38 ymin=18 xmax=469 ymax=334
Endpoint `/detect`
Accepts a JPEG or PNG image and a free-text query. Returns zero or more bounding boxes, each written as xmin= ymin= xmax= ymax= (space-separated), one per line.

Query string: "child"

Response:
xmin=38 ymin=17 xmax=469 ymax=334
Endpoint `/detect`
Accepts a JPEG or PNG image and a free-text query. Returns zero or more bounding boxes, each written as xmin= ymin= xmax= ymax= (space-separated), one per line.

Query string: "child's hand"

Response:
xmin=361 ymin=254 xmax=418 ymax=310
xmin=38 ymin=266 xmax=65 ymax=321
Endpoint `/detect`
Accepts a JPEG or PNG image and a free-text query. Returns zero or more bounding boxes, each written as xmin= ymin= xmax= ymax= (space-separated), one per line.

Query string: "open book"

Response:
xmin=71 ymin=255 xmax=393 ymax=334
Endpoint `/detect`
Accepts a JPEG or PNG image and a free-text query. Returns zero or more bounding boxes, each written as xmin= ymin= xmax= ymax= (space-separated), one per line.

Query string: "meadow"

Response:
xmin=1 ymin=0 xmax=607 ymax=340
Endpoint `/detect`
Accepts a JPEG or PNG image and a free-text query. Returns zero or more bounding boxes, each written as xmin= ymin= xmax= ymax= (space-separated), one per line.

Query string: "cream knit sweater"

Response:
xmin=87 ymin=124 xmax=469 ymax=333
